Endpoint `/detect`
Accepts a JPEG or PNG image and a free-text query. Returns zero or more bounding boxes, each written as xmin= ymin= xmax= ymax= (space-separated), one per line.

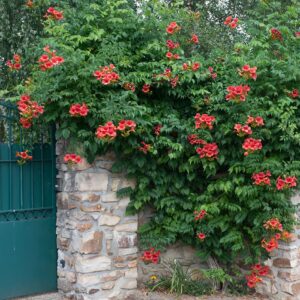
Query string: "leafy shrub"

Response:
xmin=14 ymin=0 xmax=300 ymax=265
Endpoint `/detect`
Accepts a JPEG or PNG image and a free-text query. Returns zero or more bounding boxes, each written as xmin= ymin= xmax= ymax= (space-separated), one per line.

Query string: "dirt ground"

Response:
xmin=125 ymin=290 xmax=268 ymax=300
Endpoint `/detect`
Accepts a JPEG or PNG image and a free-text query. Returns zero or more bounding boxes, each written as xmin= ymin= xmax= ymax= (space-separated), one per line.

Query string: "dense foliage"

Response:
xmin=10 ymin=0 xmax=300 ymax=266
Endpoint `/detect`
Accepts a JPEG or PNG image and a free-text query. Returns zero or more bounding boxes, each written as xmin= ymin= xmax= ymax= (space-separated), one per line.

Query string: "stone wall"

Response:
xmin=55 ymin=141 xmax=300 ymax=300
xmin=257 ymin=193 xmax=300 ymax=300
xmin=56 ymin=141 xmax=138 ymax=300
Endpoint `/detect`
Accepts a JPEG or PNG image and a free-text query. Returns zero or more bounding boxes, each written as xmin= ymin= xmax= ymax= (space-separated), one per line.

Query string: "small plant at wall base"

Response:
xmin=9 ymin=0 xmax=300 ymax=285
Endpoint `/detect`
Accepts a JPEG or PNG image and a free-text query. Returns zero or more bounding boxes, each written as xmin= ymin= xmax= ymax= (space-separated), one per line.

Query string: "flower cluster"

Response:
xmin=166 ymin=52 xmax=180 ymax=60
xmin=295 ymin=32 xmax=300 ymax=38
xmin=194 ymin=113 xmax=215 ymax=130
xmin=153 ymin=124 xmax=162 ymax=136
xmin=271 ymin=28 xmax=283 ymax=41
xmin=138 ymin=141 xmax=151 ymax=154
xmin=261 ymin=218 xmax=293 ymax=253
xmin=194 ymin=209 xmax=207 ymax=221
xmin=96 ymin=121 xmax=117 ymax=141
xmin=166 ymin=39 xmax=180 ymax=49
xmin=38 ymin=46 xmax=64 ymax=71
xmin=224 ymin=16 xmax=239 ymax=29
xmin=263 ymin=218 xmax=283 ymax=231
xmin=288 ymin=89 xmax=299 ymax=99
xmin=190 ymin=34 xmax=199 ymax=44
xmin=69 ymin=103 xmax=89 ymax=117
xmin=123 ymin=82 xmax=135 ymax=92
xmin=142 ymin=84 xmax=151 ymax=94
xmin=261 ymin=237 xmax=278 ymax=252
xmin=226 ymin=85 xmax=250 ymax=102
xmin=6 ymin=54 xmax=21 ymax=71
xmin=239 ymin=64 xmax=257 ymax=80
xmin=93 ymin=64 xmax=120 ymax=85
xmin=45 ymin=7 xmax=63 ymax=20
xmin=196 ymin=143 xmax=219 ymax=160
xmin=96 ymin=120 xmax=136 ymax=141
xmin=208 ymin=66 xmax=217 ymax=79
xmin=276 ymin=176 xmax=297 ymax=190
xmin=187 ymin=134 xmax=206 ymax=145
xmin=166 ymin=22 xmax=181 ymax=34
xmin=234 ymin=124 xmax=252 ymax=137
xmin=252 ymin=171 xmax=271 ymax=186
xmin=183 ymin=62 xmax=200 ymax=71
xmin=170 ymin=75 xmax=179 ymax=88
xmin=242 ymin=138 xmax=262 ymax=156
xmin=141 ymin=248 xmax=160 ymax=264
xmin=63 ymin=153 xmax=82 ymax=165
xmin=246 ymin=116 xmax=264 ymax=127
xmin=16 ymin=150 xmax=32 ymax=165
xmin=117 ymin=120 xmax=136 ymax=136
xmin=246 ymin=264 xmax=269 ymax=288
xmin=17 ymin=95 xmax=44 ymax=128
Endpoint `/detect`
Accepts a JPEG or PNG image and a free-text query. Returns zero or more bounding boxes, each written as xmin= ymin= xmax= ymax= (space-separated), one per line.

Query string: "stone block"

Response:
xmin=80 ymin=231 xmax=103 ymax=254
xmin=77 ymin=273 xmax=102 ymax=287
xmin=76 ymin=223 xmax=93 ymax=232
xmin=101 ymin=281 xmax=115 ymax=290
xmin=80 ymin=204 xmax=102 ymax=212
xmin=75 ymin=255 xmax=111 ymax=273
xmin=99 ymin=215 xmax=121 ymax=226
xmin=116 ymin=233 xmax=137 ymax=248
xmin=58 ymin=278 xmax=73 ymax=293
xmin=115 ymin=222 xmax=138 ymax=232
xmin=57 ymin=237 xmax=70 ymax=251
xmin=119 ymin=247 xmax=138 ymax=256
xmin=75 ymin=173 xmax=108 ymax=192
xmin=118 ymin=278 xmax=137 ymax=290
xmin=125 ymin=269 xmax=138 ymax=279
xmin=101 ymin=192 xmax=119 ymax=203
xmin=99 ymin=270 xmax=124 ymax=283
xmin=94 ymin=160 xmax=114 ymax=170
xmin=292 ymin=282 xmax=300 ymax=295
xmin=279 ymin=271 xmax=300 ymax=282
xmin=111 ymin=178 xmax=121 ymax=192
xmin=120 ymin=178 xmax=136 ymax=189
xmin=273 ymin=258 xmax=299 ymax=268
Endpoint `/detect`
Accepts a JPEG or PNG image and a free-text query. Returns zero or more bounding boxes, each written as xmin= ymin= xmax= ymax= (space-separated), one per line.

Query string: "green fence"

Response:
xmin=0 ymin=100 xmax=57 ymax=299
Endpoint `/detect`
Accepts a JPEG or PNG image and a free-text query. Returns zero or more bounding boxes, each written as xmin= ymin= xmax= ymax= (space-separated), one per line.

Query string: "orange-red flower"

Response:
xmin=69 ymin=103 xmax=89 ymax=117
xmin=239 ymin=65 xmax=257 ymax=80
xmin=45 ymin=7 xmax=64 ymax=20
xmin=226 ymin=85 xmax=250 ymax=103
xmin=64 ymin=153 xmax=82 ymax=165
xmin=196 ymin=143 xmax=219 ymax=160
xmin=166 ymin=22 xmax=181 ymax=34
xmin=252 ymin=171 xmax=271 ymax=186
xmin=93 ymin=64 xmax=120 ymax=85
xmin=96 ymin=122 xmax=117 ymax=141
xmin=16 ymin=150 xmax=32 ymax=165
xmin=141 ymin=248 xmax=160 ymax=264
xmin=263 ymin=218 xmax=283 ymax=231
xmin=197 ymin=232 xmax=206 ymax=240
xmin=276 ymin=176 xmax=297 ymax=190
xmin=242 ymin=138 xmax=262 ymax=156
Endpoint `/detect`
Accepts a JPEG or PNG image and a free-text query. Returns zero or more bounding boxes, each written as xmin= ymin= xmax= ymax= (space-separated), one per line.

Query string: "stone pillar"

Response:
xmin=256 ymin=194 xmax=300 ymax=300
xmin=56 ymin=141 xmax=138 ymax=300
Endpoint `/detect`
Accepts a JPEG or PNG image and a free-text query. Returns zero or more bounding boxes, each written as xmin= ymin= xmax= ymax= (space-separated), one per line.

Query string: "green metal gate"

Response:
xmin=0 ymin=101 xmax=57 ymax=299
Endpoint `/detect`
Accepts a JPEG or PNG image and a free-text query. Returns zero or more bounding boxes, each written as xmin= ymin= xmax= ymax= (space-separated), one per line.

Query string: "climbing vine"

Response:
xmin=9 ymin=0 xmax=300 ymax=269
